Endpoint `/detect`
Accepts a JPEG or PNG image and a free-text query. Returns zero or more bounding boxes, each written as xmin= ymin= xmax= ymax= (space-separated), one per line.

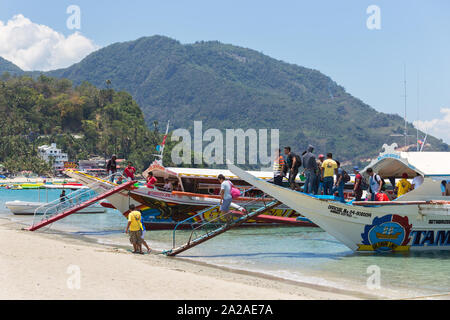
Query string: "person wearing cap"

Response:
xmin=314 ymin=154 xmax=325 ymax=194
xmin=394 ymin=173 xmax=412 ymax=198
xmin=353 ymin=166 xmax=363 ymax=201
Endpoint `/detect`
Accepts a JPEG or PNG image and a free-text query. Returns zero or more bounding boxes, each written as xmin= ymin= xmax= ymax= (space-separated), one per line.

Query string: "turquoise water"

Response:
xmin=1 ymin=189 xmax=450 ymax=299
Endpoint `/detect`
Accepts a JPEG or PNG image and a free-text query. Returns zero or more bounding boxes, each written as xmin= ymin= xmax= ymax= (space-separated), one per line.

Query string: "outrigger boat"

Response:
xmin=5 ymin=184 xmax=106 ymax=215
xmin=229 ymin=143 xmax=450 ymax=252
xmin=64 ymin=162 xmax=315 ymax=230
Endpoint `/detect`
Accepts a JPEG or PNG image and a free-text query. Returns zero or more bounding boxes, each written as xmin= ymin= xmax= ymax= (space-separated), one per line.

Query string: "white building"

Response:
xmin=38 ymin=143 xmax=68 ymax=172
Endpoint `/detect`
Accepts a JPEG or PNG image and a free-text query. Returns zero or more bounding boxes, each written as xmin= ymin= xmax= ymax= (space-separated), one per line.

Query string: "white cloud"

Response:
xmin=0 ymin=14 xmax=99 ymax=71
xmin=414 ymin=108 xmax=450 ymax=144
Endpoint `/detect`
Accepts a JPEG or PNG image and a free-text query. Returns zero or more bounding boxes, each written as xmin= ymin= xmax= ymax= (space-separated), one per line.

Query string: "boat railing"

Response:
xmin=171 ymin=204 xmax=221 ymax=249
xmin=30 ymin=172 xmax=122 ymax=228
xmin=169 ymin=192 xmax=275 ymax=251
xmin=166 ymin=199 xmax=280 ymax=256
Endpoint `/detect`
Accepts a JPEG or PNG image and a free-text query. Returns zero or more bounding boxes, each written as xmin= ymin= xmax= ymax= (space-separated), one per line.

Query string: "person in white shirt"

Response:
xmin=411 ymin=173 xmax=424 ymax=190
xmin=218 ymin=174 xmax=233 ymax=221
xmin=163 ymin=179 xmax=173 ymax=192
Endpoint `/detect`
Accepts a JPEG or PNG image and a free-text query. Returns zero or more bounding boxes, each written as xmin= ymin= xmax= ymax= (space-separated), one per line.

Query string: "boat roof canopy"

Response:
xmin=143 ymin=162 xmax=274 ymax=180
xmin=362 ymin=143 xmax=450 ymax=179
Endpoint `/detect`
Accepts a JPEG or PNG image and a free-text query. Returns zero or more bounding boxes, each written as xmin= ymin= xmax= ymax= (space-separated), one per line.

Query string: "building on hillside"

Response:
xmin=38 ymin=143 xmax=68 ymax=172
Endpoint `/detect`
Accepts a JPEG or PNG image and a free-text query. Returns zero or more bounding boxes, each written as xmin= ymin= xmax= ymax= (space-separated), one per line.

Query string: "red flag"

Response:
xmin=162 ymin=135 xmax=167 ymax=146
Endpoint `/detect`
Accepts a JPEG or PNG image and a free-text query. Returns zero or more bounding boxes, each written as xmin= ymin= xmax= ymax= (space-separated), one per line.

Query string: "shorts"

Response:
xmin=220 ymin=198 xmax=232 ymax=212
xmin=129 ymin=230 xmax=143 ymax=245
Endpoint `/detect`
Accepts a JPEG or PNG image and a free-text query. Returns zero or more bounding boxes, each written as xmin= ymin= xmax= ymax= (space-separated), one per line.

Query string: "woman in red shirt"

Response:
xmin=146 ymin=172 xmax=157 ymax=189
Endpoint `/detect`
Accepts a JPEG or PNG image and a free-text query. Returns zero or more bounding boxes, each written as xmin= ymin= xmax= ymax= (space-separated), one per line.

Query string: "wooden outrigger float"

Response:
xmin=26 ymin=180 xmax=136 ymax=231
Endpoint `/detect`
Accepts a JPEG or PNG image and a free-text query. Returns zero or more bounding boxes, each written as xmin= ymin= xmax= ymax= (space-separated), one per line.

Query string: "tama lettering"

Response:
xmin=411 ymin=230 xmax=450 ymax=246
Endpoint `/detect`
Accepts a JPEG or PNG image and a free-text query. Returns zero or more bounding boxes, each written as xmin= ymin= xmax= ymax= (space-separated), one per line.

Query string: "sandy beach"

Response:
xmin=0 ymin=219 xmax=372 ymax=300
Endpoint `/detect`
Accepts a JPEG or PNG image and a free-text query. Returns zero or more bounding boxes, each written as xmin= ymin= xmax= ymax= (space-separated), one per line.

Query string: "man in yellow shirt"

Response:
xmin=125 ymin=204 xmax=144 ymax=254
xmin=321 ymin=153 xmax=338 ymax=195
xmin=395 ymin=173 xmax=412 ymax=198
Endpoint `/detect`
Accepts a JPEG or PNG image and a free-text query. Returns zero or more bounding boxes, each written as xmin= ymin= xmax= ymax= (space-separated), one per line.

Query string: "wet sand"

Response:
xmin=0 ymin=219 xmax=373 ymax=300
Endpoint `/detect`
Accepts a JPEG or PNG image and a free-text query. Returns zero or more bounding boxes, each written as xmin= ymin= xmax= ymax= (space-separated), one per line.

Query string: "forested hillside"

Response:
xmin=0 ymin=75 xmax=167 ymax=174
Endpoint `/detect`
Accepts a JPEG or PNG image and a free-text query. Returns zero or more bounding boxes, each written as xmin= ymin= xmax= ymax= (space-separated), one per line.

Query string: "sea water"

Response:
xmin=1 ymin=188 xmax=449 ymax=299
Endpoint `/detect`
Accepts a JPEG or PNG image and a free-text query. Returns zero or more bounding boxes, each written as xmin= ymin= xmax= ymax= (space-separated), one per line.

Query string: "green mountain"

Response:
xmin=2 ymin=36 xmax=448 ymax=166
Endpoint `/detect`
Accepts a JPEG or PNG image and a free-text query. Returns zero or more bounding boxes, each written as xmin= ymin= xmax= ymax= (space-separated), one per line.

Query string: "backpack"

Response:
xmin=360 ymin=177 xmax=369 ymax=190
xmin=375 ymin=174 xmax=386 ymax=191
xmin=342 ymin=170 xmax=351 ymax=183
xmin=292 ymin=153 xmax=302 ymax=169
xmin=229 ymin=181 xmax=241 ymax=199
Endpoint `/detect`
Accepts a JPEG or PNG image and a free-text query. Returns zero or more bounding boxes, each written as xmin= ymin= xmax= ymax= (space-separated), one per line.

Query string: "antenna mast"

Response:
xmin=416 ymin=71 xmax=419 ymax=151
xmin=403 ymin=65 xmax=407 ymax=148
xmin=152 ymin=120 xmax=170 ymax=165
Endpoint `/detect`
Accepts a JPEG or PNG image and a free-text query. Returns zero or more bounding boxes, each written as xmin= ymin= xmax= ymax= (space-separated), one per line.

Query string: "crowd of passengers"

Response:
xmin=271 ymin=145 xmax=444 ymax=203
xmin=105 ymin=151 xmax=449 ymax=202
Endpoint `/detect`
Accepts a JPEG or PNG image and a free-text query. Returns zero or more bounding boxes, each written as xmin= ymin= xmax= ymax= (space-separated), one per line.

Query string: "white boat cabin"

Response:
xmin=361 ymin=143 xmax=450 ymax=201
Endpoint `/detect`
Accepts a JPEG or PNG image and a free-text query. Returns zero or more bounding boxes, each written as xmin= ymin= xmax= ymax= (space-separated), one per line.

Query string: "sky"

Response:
xmin=0 ymin=0 xmax=449 ymax=143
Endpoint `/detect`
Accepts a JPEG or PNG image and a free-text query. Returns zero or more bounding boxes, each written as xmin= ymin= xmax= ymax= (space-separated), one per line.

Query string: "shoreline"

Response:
xmin=0 ymin=177 xmax=76 ymax=184
xmin=0 ymin=218 xmax=374 ymax=300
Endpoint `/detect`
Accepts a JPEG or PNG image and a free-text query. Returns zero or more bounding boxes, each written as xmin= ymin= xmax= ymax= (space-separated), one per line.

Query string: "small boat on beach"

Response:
xmin=229 ymin=143 xmax=450 ymax=253
xmin=5 ymin=200 xmax=106 ymax=215
xmin=5 ymin=184 xmax=106 ymax=215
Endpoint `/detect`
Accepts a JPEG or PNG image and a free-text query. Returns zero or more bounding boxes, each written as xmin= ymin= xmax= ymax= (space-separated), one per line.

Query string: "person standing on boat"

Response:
xmin=106 ymin=155 xmax=117 ymax=182
xmin=284 ymin=147 xmax=301 ymax=190
xmin=394 ymin=173 xmax=412 ymax=198
xmin=123 ymin=161 xmax=136 ymax=181
xmin=302 ymin=145 xmax=318 ymax=194
xmin=321 ymin=153 xmax=337 ymax=195
xmin=367 ymin=168 xmax=383 ymax=201
xmin=163 ymin=179 xmax=173 ymax=192
xmin=146 ymin=172 xmax=157 ymax=189
xmin=218 ymin=174 xmax=233 ymax=222
xmin=353 ymin=167 xmax=363 ymax=201
xmin=273 ymin=149 xmax=285 ymax=186
xmin=331 ymin=161 xmax=345 ymax=202
xmin=314 ymin=154 xmax=325 ymax=194
xmin=125 ymin=204 xmax=144 ymax=254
